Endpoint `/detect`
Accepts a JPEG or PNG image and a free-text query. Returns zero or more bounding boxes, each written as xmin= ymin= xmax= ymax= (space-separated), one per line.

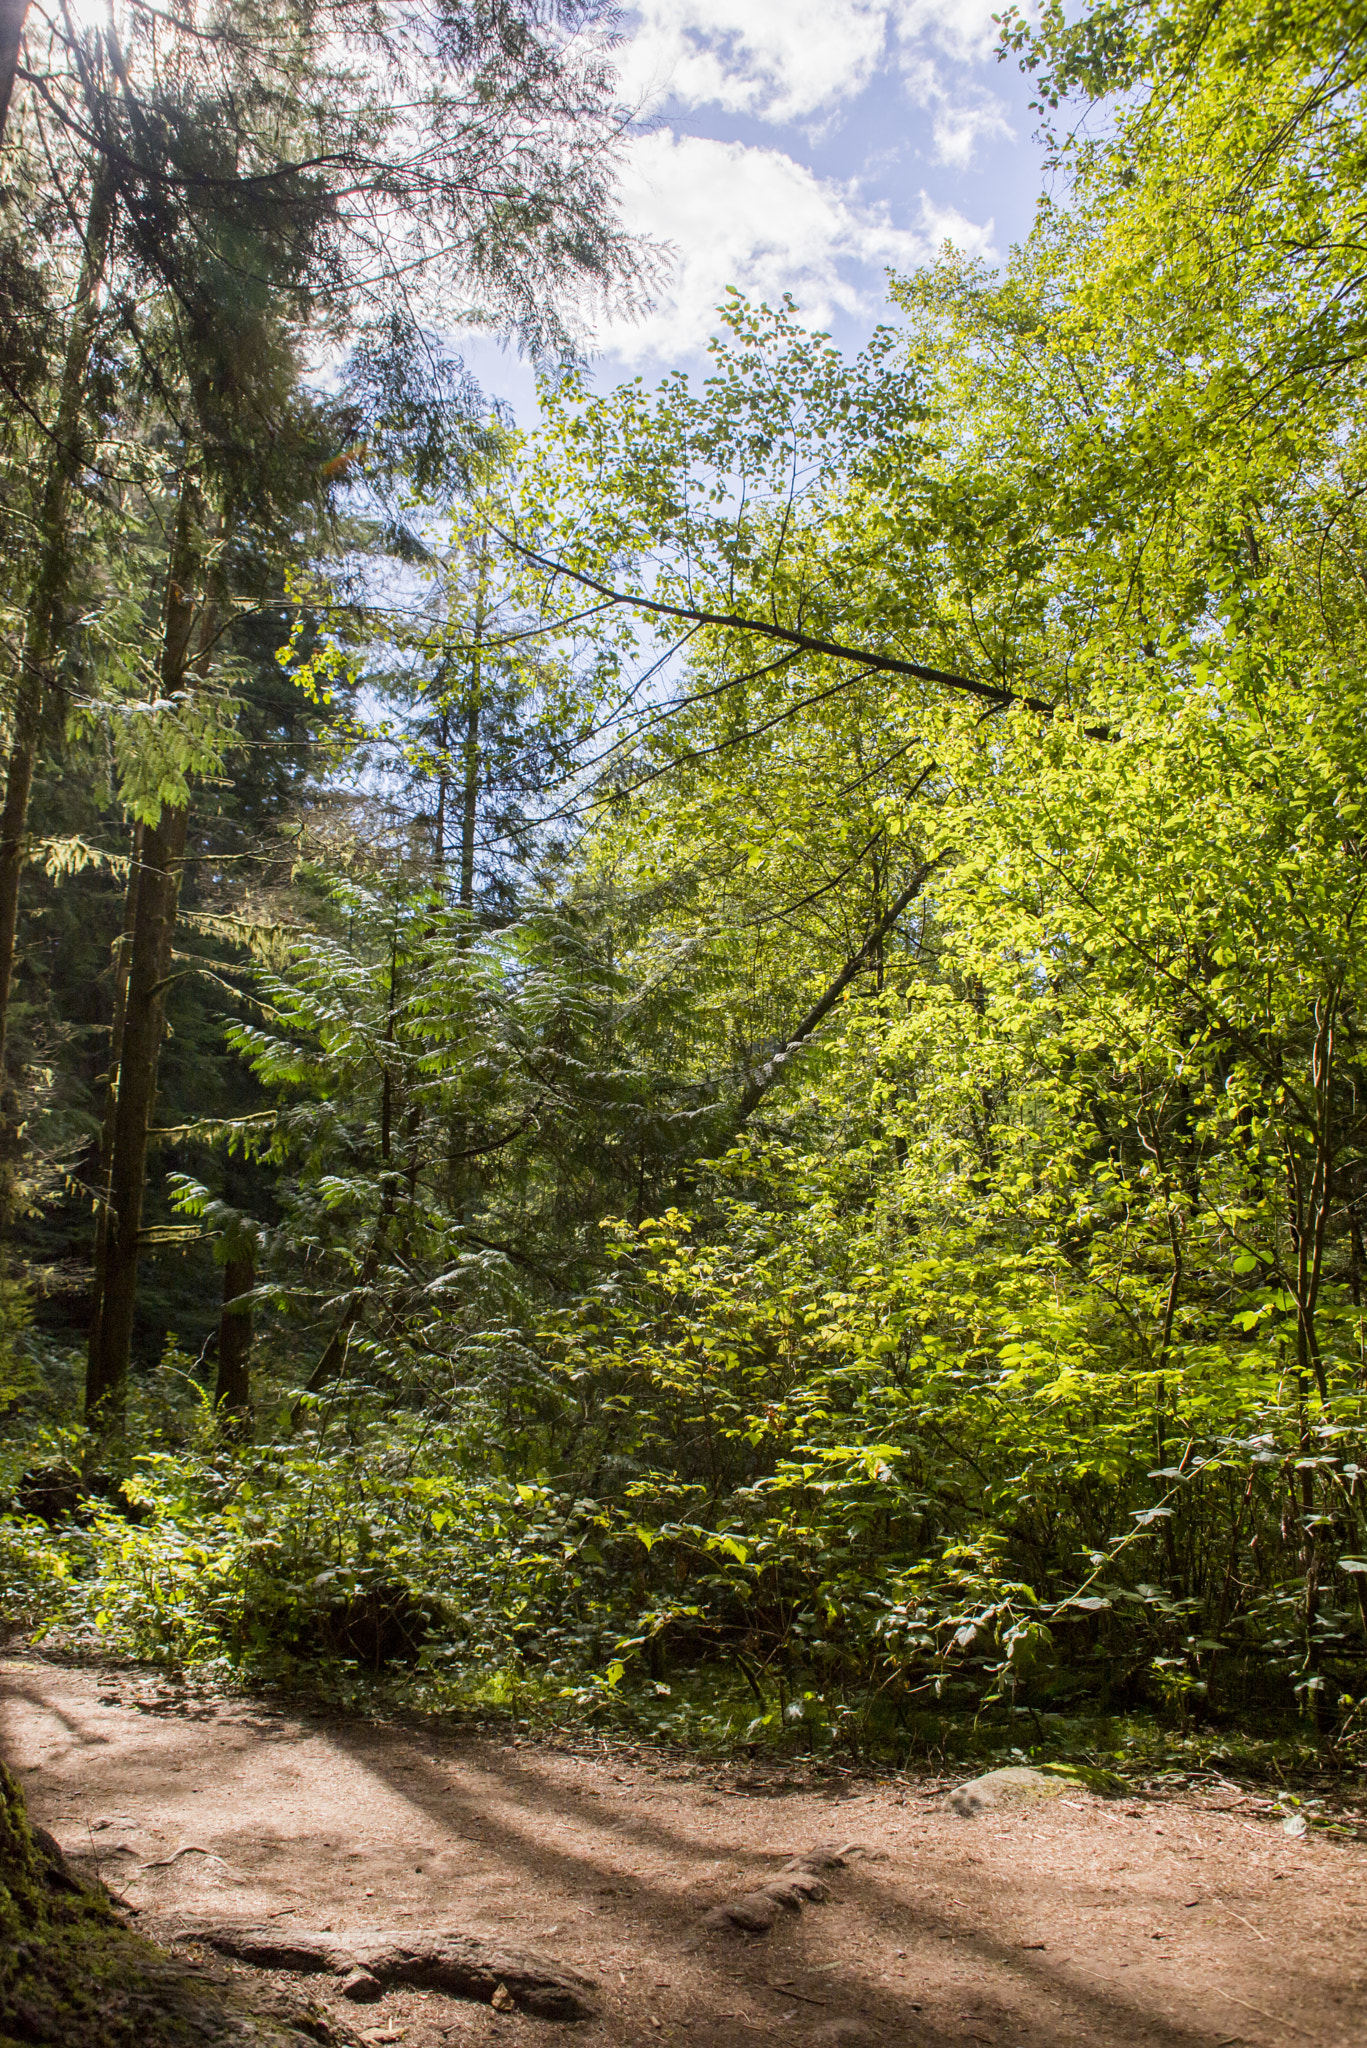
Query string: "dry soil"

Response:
xmin=3 ymin=1655 xmax=1365 ymax=2048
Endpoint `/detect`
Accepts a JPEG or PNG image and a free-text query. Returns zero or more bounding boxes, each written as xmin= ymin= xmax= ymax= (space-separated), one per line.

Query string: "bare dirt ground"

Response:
xmin=3 ymin=1655 xmax=1365 ymax=2048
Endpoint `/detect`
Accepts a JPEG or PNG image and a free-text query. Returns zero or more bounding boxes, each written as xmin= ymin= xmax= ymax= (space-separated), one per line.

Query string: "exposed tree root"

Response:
xmin=186 ymin=1921 xmax=597 ymax=2021
xmin=701 ymin=1840 xmax=863 ymax=1934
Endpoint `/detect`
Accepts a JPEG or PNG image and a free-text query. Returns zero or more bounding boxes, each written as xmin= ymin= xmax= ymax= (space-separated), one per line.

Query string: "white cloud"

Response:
xmin=916 ymin=192 xmax=999 ymax=253
xmin=596 ymin=131 xmax=995 ymax=367
xmin=620 ymin=0 xmax=891 ymax=123
xmin=900 ymin=55 xmax=1014 ymax=167
xmin=619 ymin=2 xmax=1016 ymax=169
xmin=930 ymin=97 xmax=1013 ymax=167
xmin=893 ymin=0 xmax=1007 ymax=65
xmin=619 ymin=1 xmax=1012 ymax=123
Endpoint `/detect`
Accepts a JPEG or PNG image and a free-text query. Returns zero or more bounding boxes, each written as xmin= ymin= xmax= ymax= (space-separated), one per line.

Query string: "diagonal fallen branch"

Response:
xmin=183 ymin=1921 xmax=596 ymax=2021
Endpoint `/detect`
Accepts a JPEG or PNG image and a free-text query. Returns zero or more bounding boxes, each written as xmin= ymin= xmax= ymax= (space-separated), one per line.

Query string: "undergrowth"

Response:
xmin=5 ymin=1337 xmax=1367 ymax=1791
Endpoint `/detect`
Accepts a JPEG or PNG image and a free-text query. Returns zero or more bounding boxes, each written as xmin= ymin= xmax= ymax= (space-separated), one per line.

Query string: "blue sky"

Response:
xmin=470 ymin=0 xmax=1048 ymax=415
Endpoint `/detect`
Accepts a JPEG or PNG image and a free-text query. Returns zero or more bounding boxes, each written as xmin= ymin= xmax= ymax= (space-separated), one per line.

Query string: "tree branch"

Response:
xmin=734 ymin=849 xmax=948 ymax=1130
xmin=500 ymin=532 xmax=1057 ymax=715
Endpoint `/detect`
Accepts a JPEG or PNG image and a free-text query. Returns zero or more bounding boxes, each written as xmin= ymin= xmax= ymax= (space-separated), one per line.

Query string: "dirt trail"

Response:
xmin=3 ymin=1656 xmax=1365 ymax=2048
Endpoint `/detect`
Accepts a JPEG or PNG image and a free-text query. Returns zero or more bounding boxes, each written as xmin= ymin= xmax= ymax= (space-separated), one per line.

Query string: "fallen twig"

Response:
xmin=142 ymin=1845 xmax=229 ymax=1870
xmin=766 ymin=1982 xmax=827 ymax=2006
xmin=1212 ymin=1987 xmax=1312 ymax=2037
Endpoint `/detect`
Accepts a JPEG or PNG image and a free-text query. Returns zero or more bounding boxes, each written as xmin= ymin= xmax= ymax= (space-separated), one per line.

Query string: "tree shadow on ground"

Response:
xmin=323 ymin=1718 xmax=1244 ymax=2047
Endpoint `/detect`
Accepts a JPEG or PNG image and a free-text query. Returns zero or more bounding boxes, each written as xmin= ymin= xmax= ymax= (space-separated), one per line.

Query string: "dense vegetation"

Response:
xmin=3 ymin=0 xmax=1367 ymax=1768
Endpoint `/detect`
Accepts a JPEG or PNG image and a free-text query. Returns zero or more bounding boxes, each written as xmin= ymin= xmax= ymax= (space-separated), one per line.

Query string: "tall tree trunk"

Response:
xmin=447 ymin=565 xmax=485 ymax=1229
xmin=215 ymin=1244 xmax=254 ymax=1422
xmin=0 ymin=0 xmax=29 ymax=150
xmin=459 ymin=561 xmax=486 ymax=921
xmin=0 ymin=161 xmax=115 ymax=1142
xmin=459 ymin=691 xmax=479 ymax=915
xmin=85 ymin=817 xmax=143 ymax=1392
xmin=433 ymin=725 xmax=448 ymax=873
xmin=86 ymin=482 xmax=204 ymax=1427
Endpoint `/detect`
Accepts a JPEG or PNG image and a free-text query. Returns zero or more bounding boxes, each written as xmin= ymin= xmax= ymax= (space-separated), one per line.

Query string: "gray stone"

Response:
xmin=946 ymin=1766 xmax=1076 ymax=1817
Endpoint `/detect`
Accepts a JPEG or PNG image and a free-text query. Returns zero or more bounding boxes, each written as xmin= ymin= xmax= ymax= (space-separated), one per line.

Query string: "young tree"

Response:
xmin=0 ymin=155 xmax=114 ymax=1130
xmin=1 ymin=0 xmax=652 ymax=1236
xmin=86 ymin=475 xmax=213 ymax=1423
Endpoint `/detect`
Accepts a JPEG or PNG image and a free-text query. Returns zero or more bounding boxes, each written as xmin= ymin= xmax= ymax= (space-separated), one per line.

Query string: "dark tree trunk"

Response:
xmin=0 ymin=161 xmax=115 ymax=1143
xmin=215 ymin=1246 xmax=254 ymax=1421
xmin=459 ymin=540 xmax=486 ymax=922
xmin=85 ymin=817 xmax=143 ymax=1391
xmin=459 ymin=689 xmax=479 ymax=914
xmin=85 ymin=799 xmax=191 ymax=1424
xmin=85 ymin=482 xmax=203 ymax=1427
xmin=0 ymin=0 xmax=29 ymax=150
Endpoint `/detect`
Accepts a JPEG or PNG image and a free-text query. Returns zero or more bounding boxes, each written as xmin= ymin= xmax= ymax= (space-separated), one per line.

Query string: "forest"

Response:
xmin=2 ymin=0 xmax=1367 ymax=1779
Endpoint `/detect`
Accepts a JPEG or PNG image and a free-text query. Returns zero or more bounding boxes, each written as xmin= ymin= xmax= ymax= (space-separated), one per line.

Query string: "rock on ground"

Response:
xmin=946 ymin=1766 xmax=1082 ymax=1817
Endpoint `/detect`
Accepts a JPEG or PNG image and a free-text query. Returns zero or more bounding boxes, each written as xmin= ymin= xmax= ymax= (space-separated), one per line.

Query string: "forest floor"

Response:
xmin=3 ymin=1654 xmax=1365 ymax=2048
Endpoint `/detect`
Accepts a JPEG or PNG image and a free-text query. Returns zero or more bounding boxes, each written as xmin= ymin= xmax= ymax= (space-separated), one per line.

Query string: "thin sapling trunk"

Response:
xmin=215 ymin=1243 xmax=255 ymax=1423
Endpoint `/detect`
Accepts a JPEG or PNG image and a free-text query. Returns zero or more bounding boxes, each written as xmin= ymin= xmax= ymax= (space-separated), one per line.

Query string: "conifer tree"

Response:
xmin=0 ymin=0 xmax=649 ymax=1253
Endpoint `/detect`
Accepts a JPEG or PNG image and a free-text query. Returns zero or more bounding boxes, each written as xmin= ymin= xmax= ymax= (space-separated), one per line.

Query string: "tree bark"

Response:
xmin=458 ymin=568 xmax=485 ymax=918
xmin=731 ymin=852 xmax=946 ymax=1132
xmin=86 ymin=808 xmax=191 ymax=1424
xmin=0 ymin=0 xmax=29 ymax=151
xmin=0 ymin=160 xmax=115 ymax=1140
xmin=215 ymin=1244 xmax=254 ymax=1421
xmin=459 ymin=688 xmax=479 ymax=914
xmin=85 ymin=817 xmax=143 ymax=1394
xmin=86 ymin=481 xmax=204 ymax=1427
